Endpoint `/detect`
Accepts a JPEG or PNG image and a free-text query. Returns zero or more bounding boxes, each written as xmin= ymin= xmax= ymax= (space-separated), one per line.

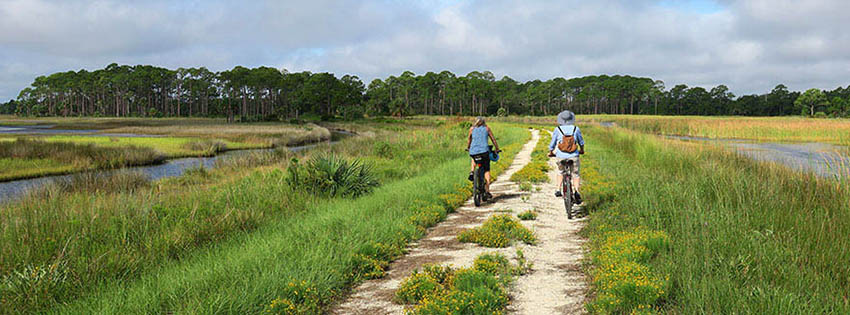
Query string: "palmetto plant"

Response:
xmin=288 ymin=154 xmax=379 ymax=198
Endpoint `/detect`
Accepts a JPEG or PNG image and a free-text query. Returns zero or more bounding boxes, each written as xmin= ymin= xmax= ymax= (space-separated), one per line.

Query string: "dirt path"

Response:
xmin=331 ymin=129 xmax=588 ymax=314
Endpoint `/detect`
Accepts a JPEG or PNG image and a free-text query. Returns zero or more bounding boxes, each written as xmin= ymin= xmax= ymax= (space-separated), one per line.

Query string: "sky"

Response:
xmin=1 ymin=0 xmax=849 ymax=101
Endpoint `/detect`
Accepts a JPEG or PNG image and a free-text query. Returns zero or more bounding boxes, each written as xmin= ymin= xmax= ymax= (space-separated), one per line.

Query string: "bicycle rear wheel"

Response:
xmin=563 ymin=174 xmax=573 ymax=219
xmin=473 ymin=166 xmax=482 ymax=207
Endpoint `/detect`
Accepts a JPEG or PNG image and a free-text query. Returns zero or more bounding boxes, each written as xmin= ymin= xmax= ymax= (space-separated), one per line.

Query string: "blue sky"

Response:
xmin=1 ymin=0 xmax=849 ymax=101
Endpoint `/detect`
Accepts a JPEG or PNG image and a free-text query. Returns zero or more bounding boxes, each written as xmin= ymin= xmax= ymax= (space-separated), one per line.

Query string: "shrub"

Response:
xmin=517 ymin=210 xmax=538 ymax=220
xmin=286 ymin=154 xmax=379 ymax=198
xmin=457 ymin=214 xmax=537 ymax=247
xmin=182 ymin=139 xmax=227 ymax=155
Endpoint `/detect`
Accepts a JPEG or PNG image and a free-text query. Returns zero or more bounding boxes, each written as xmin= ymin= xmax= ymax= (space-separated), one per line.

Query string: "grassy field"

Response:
xmin=0 ymin=118 xmax=528 ymax=314
xmin=579 ymin=124 xmax=850 ymax=313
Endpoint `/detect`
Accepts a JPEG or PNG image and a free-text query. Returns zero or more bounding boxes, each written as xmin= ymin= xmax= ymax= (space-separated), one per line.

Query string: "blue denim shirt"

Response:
xmin=469 ymin=126 xmax=490 ymax=155
xmin=549 ymin=125 xmax=584 ymax=159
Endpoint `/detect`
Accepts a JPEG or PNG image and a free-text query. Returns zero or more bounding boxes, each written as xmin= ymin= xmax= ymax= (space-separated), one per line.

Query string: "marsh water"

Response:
xmin=0 ymin=128 xmax=351 ymax=203
xmin=667 ymin=135 xmax=849 ymax=179
xmin=596 ymin=122 xmax=849 ymax=179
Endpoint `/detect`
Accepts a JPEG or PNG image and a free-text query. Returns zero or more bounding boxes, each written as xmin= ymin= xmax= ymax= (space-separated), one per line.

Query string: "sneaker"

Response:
xmin=485 ymin=192 xmax=493 ymax=200
xmin=554 ymin=190 xmax=562 ymax=197
xmin=468 ymin=171 xmax=474 ymax=181
xmin=574 ymin=192 xmax=583 ymax=204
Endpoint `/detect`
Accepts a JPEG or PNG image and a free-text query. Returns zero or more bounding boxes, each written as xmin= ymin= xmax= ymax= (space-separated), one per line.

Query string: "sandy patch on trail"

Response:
xmin=507 ymin=151 xmax=589 ymax=314
xmin=330 ymin=129 xmax=589 ymax=315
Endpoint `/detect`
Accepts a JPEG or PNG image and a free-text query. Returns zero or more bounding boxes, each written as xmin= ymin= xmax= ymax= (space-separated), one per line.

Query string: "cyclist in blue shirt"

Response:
xmin=548 ymin=110 xmax=585 ymax=204
xmin=467 ymin=116 xmax=500 ymax=200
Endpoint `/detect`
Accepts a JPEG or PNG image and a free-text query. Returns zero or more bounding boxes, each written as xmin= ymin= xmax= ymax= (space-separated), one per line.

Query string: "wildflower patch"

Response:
xmin=587 ymin=228 xmax=670 ymax=314
xmin=457 ymin=214 xmax=537 ymax=247
xmin=395 ymin=252 xmax=528 ymax=314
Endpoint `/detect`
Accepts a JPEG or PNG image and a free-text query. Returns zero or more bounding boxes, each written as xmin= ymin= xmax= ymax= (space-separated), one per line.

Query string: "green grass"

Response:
xmin=582 ymin=125 xmax=850 ymax=313
xmin=45 ymin=124 xmax=527 ymax=314
xmin=0 ymin=119 xmax=528 ymax=314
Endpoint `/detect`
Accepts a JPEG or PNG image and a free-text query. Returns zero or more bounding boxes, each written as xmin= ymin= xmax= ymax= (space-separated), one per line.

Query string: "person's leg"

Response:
xmin=470 ymin=158 xmax=475 ymax=172
xmin=572 ymin=176 xmax=581 ymax=194
xmin=484 ymin=171 xmax=491 ymax=192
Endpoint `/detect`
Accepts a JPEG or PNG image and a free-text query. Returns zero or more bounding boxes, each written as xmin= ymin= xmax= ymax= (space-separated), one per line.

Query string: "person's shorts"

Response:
xmin=471 ymin=153 xmax=491 ymax=172
xmin=557 ymin=157 xmax=580 ymax=177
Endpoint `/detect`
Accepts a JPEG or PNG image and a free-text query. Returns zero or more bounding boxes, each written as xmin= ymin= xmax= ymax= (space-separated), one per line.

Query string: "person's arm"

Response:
xmin=487 ymin=126 xmax=500 ymax=151
xmin=576 ymin=127 xmax=585 ymax=154
xmin=548 ymin=128 xmax=558 ymax=156
xmin=466 ymin=127 xmax=473 ymax=150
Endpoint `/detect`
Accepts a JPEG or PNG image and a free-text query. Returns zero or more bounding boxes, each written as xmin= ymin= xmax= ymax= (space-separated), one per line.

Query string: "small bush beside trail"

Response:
xmin=517 ymin=210 xmax=538 ymax=220
xmin=286 ymin=154 xmax=379 ymax=198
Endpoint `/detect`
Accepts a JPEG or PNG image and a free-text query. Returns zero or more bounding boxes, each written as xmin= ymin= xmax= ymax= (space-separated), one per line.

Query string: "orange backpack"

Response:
xmin=556 ymin=126 xmax=578 ymax=153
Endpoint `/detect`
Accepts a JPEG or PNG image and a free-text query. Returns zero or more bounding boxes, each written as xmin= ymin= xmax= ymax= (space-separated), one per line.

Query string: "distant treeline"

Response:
xmin=3 ymin=64 xmax=849 ymax=120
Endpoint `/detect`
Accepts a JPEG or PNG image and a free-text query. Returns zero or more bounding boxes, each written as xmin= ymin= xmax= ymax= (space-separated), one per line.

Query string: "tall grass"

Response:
xmin=0 ymin=138 xmax=165 ymax=181
xmin=583 ymin=125 xmax=850 ymax=313
xmin=47 ymin=123 xmax=528 ymax=314
xmin=0 ymin=120 xmax=526 ymax=314
xmin=584 ymin=115 xmax=850 ymax=146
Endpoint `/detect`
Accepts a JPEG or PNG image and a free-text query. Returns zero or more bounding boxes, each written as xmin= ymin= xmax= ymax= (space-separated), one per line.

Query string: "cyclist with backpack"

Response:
xmin=548 ymin=110 xmax=585 ymax=204
xmin=467 ymin=116 xmax=500 ymax=200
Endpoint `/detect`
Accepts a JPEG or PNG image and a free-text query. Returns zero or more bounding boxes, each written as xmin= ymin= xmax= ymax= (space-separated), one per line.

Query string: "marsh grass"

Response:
xmin=0 ymin=138 xmax=165 ymax=181
xmin=182 ymin=139 xmax=227 ymax=155
xmin=0 ymin=121 xmax=527 ymax=314
xmin=0 ymin=157 xmax=74 ymax=181
xmin=28 ymin=171 xmax=150 ymax=199
xmin=583 ymin=124 xmax=850 ymax=313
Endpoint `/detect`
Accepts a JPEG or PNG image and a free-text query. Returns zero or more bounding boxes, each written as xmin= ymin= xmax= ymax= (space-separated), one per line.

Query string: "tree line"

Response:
xmin=3 ymin=64 xmax=850 ymax=120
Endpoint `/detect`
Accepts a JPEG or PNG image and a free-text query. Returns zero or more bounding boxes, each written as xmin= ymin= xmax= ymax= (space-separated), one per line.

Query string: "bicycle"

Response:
xmin=550 ymin=151 xmax=584 ymax=219
xmin=470 ymin=148 xmax=500 ymax=207
xmin=559 ymin=159 xmax=576 ymax=219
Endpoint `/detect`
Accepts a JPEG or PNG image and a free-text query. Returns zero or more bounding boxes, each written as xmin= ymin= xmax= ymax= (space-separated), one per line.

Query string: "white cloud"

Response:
xmin=1 ymin=0 xmax=849 ymax=101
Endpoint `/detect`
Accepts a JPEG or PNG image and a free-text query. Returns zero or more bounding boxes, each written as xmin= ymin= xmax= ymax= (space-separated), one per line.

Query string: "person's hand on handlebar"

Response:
xmin=547 ymin=150 xmax=556 ymax=157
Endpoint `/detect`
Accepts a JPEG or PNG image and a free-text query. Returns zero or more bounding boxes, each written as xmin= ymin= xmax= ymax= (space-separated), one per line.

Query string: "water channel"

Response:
xmin=0 ymin=126 xmax=351 ymax=203
xmin=598 ymin=122 xmax=849 ymax=179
